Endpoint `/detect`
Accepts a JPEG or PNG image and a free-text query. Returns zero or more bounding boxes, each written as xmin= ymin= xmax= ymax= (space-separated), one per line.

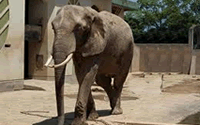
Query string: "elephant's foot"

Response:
xmin=71 ymin=117 xmax=85 ymax=125
xmin=111 ymin=107 xmax=123 ymax=115
xmin=88 ymin=110 xmax=99 ymax=120
xmin=58 ymin=115 xmax=65 ymax=125
xmin=57 ymin=115 xmax=65 ymax=125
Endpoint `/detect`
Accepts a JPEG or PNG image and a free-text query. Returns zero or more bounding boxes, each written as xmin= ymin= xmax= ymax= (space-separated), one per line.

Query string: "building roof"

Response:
xmin=112 ymin=0 xmax=139 ymax=10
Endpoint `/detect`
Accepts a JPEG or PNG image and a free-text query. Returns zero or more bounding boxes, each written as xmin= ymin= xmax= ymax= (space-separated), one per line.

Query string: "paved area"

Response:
xmin=1 ymin=74 xmax=200 ymax=125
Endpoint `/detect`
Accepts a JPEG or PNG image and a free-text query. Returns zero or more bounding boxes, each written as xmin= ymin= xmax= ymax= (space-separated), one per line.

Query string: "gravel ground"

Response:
xmin=1 ymin=74 xmax=200 ymax=125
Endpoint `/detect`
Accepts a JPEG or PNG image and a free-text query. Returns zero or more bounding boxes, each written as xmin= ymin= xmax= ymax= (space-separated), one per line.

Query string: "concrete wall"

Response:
xmin=132 ymin=44 xmax=192 ymax=74
xmin=54 ymin=0 xmax=112 ymax=11
xmin=193 ymin=50 xmax=200 ymax=74
xmin=189 ymin=25 xmax=200 ymax=75
xmin=0 ymin=0 xmax=25 ymax=80
xmin=91 ymin=0 xmax=112 ymax=12
xmin=56 ymin=0 xmax=91 ymax=6
xmin=0 ymin=0 xmax=25 ymax=91
xmin=118 ymin=8 xmax=124 ymax=19
xmin=131 ymin=45 xmax=140 ymax=72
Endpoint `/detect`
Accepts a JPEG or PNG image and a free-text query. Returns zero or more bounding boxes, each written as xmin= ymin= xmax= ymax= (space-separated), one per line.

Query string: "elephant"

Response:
xmin=45 ymin=5 xmax=134 ymax=125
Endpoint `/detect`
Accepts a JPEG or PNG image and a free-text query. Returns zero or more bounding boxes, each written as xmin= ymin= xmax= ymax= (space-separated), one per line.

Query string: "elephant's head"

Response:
xmin=45 ymin=5 xmax=106 ymax=68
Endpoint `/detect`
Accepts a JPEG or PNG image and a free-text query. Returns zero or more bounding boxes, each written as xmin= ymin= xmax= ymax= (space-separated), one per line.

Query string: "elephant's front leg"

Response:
xmin=87 ymin=91 xmax=99 ymax=120
xmin=71 ymin=58 xmax=99 ymax=125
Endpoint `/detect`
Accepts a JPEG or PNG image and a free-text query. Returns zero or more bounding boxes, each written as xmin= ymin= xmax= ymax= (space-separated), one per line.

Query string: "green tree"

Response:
xmin=125 ymin=0 xmax=200 ymax=43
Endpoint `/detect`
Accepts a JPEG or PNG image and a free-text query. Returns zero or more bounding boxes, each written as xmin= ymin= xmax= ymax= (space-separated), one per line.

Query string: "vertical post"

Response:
xmin=189 ymin=25 xmax=196 ymax=75
xmin=190 ymin=55 xmax=196 ymax=75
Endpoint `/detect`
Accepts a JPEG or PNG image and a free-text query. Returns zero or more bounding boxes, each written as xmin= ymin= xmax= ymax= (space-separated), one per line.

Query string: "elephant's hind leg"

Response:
xmin=87 ymin=91 xmax=99 ymax=120
xmin=95 ymin=73 xmax=129 ymax=115
xmin=95 ymin=74 xmax=114 ymax=110
xmin=110 ymin=73 xmax=129 ymax=115
xmin=111 ymin=46 xmax=133 ymax=115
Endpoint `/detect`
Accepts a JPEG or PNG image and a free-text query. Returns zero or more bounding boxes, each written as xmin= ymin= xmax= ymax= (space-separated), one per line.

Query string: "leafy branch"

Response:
xmin=125 ymin=0 xmax=200 ymax=43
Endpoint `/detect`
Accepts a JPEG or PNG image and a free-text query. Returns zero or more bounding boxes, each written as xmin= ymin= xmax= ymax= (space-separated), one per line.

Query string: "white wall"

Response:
xmin=0 ymin=0 xmax=25 ymax=80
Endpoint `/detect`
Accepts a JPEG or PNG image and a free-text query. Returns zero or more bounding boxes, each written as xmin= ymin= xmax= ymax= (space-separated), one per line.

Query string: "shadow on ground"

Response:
xmin=22 ymin=85 xmax=46 ymax=91
xmin=65 ymin=94 xmax=139 ymax=102
xmin=178 ymin=112 xmax=200 ymax=124
xmin=163 ymin=79 xmax=200 ymax=94
xmin=32 ymin=110 xmax=110 ymax=125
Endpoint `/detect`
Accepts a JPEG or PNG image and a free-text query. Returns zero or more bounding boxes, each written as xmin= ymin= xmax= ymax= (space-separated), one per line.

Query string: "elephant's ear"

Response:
xmin=81 ymin=16 xmax=106 ymax=57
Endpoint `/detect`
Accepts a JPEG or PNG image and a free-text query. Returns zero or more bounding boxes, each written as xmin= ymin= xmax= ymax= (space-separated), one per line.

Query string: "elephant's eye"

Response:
xmin=82 ymin=26 xmax=88 ymax=31
xmin=74 ymin=23 xmax=89 ymax=32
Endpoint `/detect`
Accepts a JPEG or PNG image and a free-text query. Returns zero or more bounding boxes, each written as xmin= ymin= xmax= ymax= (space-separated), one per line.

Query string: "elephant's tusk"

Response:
xmin=44 ymin=55 xmax=53 ymax=67
xmin=46 ymin=53 xmax=73 ymax=68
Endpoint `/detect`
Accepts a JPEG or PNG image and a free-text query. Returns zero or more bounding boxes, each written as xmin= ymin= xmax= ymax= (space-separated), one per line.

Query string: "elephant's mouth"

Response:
xmin=44 ymin=53 xmax=73 ymax=68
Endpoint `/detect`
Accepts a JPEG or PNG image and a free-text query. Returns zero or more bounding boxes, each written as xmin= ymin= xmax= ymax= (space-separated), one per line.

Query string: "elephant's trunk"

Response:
xmin=53 ymin=52 xmax=67 ymax=125
xmin=45 ymin=31 xmax=76 ymax=125
xmin=55 ymin=66 xmax=65 ymax=125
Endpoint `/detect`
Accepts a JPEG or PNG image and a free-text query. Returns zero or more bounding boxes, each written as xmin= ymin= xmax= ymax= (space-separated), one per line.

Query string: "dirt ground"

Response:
xmin=1 ymin=74 xmax=200 ymax=125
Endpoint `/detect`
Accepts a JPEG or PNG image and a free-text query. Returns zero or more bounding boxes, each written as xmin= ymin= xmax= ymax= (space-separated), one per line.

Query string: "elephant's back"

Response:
xmin=99 ymin=11 xmax=130 ymax=27
xmin=100 ymin=11 xmax=132 ymax=33
xmin=99 ymin=11 xmax=134 ymax=56
xmin=99 ymin=11 xmax=133 ymax=44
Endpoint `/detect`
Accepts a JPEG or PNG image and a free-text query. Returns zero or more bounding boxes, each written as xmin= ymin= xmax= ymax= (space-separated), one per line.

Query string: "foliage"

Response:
xmin=124 ymin=0 xmax=200 ymax=43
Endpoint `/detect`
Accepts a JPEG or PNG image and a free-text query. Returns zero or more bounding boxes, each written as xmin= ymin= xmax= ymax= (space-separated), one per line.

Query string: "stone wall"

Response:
xmin=132 ymin=44 xmax=192 ymax=74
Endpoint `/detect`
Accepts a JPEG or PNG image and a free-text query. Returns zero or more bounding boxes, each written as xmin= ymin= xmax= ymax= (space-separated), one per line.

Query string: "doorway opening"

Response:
xmin=24 ymin=0 xmax=43 ymax=79
xmin=24 ymin=0 xmax=29 ymax=79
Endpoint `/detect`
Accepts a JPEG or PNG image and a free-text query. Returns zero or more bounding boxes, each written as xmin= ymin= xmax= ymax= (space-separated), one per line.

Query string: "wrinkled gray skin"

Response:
xmin=51 ymin=5 xmax=134 ymax=125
